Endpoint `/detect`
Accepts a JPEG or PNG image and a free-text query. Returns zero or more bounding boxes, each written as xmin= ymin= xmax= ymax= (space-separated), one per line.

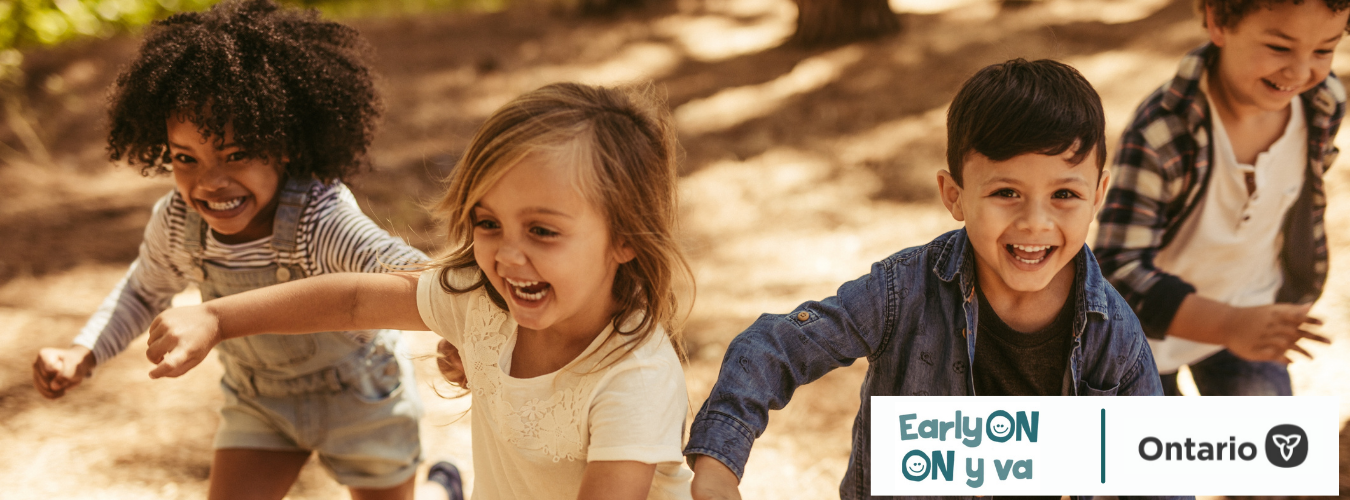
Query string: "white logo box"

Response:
xmin=870 ymin=396 xmax=1338 ymax=495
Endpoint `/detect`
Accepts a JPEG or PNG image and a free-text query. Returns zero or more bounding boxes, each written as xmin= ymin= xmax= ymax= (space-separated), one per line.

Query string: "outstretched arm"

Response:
xmin=145 ymin=271 xmax=425 ymax=378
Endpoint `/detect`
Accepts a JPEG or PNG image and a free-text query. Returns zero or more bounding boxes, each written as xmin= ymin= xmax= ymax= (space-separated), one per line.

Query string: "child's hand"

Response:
xmin=145 ymin=304 xmax=224 ymax=379
xmin=436 ymin=339 xmax=469 ymax=389
xmin=690 ymin=455 xmax=742 ymax=500
xmin=32 ymin=346 xmax=94 ymax=399
xmin=1224 ymin=303 xmax=1330 ymax=363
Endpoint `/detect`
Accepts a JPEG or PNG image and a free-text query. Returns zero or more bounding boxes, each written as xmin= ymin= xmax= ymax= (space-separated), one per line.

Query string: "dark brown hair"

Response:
xmin=945 ymin=58 xmax=1106 ymax=186
xmin=106 ymin=0 xmax=380 ymax=181
xmin=1196 ymin=0 xmax=1350 ymax=30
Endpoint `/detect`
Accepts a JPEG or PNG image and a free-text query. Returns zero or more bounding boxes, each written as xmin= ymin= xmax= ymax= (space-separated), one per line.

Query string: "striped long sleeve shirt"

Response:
xmin=73 ymin=181 xmax=429 ymax=366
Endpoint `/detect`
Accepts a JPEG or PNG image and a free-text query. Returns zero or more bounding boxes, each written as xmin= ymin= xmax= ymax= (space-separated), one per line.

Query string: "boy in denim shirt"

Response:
xmin=684 ymin=59 xmax=1167 ymax=500
xmin=1094 ymin=0 xmax=1344 ymax=397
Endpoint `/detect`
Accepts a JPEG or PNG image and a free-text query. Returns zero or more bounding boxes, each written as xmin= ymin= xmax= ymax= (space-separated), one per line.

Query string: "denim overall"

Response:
xmin=184 ymin=177 xmax=422 ymax=488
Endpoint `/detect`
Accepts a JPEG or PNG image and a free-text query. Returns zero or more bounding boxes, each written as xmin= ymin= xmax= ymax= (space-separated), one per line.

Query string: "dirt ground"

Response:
xmin=1 ymin=0 xmax=1348 ymax=497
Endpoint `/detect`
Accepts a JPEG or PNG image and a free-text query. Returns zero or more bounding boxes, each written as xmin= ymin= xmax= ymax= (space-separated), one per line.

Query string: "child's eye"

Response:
xmin=1266 ymin=44 xmax=1290 ymax=53
xmin=992 ymin=188 xmax=1018 ymax=198
xmin=473 ymin=219 xmax=500 ymax=231
xmin=1316 ymin=49 xmax=1334 ymax=56
xmin=1053 ymin=189 xmax=1081 ymax=200
xmin=173 ymin=153 xmax=196 ymax=164
xmin=225 ymin=151 xmax=249 ymax=162
xmin=530 ymin=226 xmax=559 ymax=238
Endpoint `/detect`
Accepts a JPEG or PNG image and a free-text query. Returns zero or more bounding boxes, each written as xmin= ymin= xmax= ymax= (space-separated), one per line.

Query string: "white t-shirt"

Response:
xmin=1150 ymin=77 xmax=1307 ymax=373
xmin=417 ymin=267 xmax=693 ymax=500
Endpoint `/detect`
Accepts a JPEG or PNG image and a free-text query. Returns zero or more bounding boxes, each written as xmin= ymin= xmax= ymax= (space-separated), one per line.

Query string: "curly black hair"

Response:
xmin=1197 ymin=0 xmax=1350 ymax=30
xmin=107 ymin=0 xmax=381 ymax=181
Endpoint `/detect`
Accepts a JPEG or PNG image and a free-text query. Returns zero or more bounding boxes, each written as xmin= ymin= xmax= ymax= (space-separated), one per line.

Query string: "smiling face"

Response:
xmin=989 ymin=414 xmax=1013 ymax=438
xmin=166 ymin=113 xmax=284 ymax=244
xmin=939 ymin=150 xmax=1109 ymax=298
xmin=1207 ymin=1 xmax=1349 ymax=113
xmin=471 ymin=151 xmax=634 ymax=339
xmin=904 ymin=454 xmax=928 ymax=476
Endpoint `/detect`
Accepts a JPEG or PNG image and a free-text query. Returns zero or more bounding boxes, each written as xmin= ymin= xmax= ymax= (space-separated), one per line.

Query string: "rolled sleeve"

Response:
xmin=683 ymin=412 xmax=758 ymax=478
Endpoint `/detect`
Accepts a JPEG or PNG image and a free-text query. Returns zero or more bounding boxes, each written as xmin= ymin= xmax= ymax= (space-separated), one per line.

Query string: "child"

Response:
xmin=142 ymin=82 xmax=696 ymax=500
xmin=1094 ymin=0 xmax=1344 ymax=396
xmin=29 ymin=1 xmax=439 ymax=498
xmin=681 ymin=59 xmax=1170 ymax=500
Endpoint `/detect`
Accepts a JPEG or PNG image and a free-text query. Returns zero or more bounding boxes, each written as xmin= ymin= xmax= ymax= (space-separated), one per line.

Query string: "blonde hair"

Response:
xmin=427 ymin=82 xmax=691 ymax=364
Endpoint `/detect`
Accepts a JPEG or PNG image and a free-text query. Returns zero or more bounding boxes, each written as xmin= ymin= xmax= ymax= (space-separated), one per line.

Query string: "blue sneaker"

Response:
xmin=427 ymin=461 xmax=464 ymax=500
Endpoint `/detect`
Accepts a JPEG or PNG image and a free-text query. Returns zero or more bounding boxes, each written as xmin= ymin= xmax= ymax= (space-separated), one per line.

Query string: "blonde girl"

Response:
xmin=146 ymin=82 xmax=696 ymax=500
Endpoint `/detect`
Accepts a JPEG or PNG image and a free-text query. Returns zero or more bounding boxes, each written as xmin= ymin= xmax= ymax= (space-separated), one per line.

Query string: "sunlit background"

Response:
xmin=0 ymin=0 xmax=1346 ymax=497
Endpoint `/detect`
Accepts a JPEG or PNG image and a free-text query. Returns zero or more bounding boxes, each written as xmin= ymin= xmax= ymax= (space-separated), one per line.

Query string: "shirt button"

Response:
xmin=796 ymin=311 xmax=810 ymax=321
xmin=276 ymin=267 xmax=292 ymax=282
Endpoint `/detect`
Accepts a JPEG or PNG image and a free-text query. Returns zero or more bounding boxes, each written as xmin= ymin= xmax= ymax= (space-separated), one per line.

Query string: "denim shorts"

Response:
xmin=214 ymin=347 xmax=423 ymax=488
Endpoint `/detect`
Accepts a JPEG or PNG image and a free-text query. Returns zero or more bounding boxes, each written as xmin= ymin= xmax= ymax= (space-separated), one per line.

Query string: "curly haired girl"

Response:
xmin=31 ymin=1 xmax=441 ymax=498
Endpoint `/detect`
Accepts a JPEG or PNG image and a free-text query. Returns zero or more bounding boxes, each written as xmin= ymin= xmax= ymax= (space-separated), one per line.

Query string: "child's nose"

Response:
xmin=495 ymin=237 xmax=528 ymax=267
xmin=1283 ymin=57 xmax=1314 ymax=83
xmin=196 ymin=162 xmax=231 ymax=190
xmin=1015 ymin=201 xmax=1055 ymax=232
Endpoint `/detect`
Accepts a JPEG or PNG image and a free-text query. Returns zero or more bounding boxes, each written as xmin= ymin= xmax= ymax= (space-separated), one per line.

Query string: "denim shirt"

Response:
xmin=684 ymin=229 xmax=1169 ymax=500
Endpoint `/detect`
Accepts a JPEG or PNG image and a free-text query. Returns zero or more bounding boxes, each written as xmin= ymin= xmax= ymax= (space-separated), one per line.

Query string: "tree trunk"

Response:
xmin=791 ymin=0 xmax=901 ymax=47
xmin=577 ymin=0 xmax=654 ymax=16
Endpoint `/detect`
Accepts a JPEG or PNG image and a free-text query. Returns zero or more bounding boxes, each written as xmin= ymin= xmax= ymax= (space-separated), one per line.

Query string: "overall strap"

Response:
xmin=270 ymin=176 xmax=319 ymax=281
xmin=183 ymin=205 xmax=207 ymax=282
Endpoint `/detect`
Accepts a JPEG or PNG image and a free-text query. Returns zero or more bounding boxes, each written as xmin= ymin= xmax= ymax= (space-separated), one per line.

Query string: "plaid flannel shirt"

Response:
xmin=1094 ymin=43 xmax=1345 ymax=339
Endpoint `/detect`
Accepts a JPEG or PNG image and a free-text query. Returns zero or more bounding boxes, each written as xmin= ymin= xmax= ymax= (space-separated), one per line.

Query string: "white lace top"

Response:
xmin=417 ymin=268 xmax=693 ymax=500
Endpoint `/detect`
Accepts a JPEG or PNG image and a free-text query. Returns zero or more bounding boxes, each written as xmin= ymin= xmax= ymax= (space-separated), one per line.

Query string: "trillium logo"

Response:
xmin=1264 ymin=424 xmax=1308 ymax=468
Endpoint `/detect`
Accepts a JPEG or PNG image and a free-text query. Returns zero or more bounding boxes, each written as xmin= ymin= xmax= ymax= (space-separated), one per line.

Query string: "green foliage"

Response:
xmin=0 ymin=0 xmax=218 ymax=51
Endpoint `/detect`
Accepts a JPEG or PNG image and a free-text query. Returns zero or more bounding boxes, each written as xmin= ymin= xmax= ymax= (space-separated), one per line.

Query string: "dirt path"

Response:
xmin=0 ymin=0 xmax=1346 ymax=497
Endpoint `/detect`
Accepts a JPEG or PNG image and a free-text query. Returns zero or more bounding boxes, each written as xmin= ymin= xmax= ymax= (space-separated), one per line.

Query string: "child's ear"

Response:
xmin=612 ymin=239 xmax=637 ymax=265
xmin=1205 ymin=4 xmax=1227 ymax=47
xmin=1093 ymin=167 xmax=1112 ymax=213
xmin=937 ymin=170 xmax=965 ymax=222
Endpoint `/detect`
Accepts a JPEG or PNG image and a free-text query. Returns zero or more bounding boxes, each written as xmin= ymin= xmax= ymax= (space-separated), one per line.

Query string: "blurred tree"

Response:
xmin=576 ymin=0 xmax=648 ymax=15
xmin=791 ymin=0 xmax=899 ymax=47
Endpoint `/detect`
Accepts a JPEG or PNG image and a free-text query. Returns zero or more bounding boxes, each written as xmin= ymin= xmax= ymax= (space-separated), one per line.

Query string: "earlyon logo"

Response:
xmin=1264 ymin=424 xmax=1308 ymax=468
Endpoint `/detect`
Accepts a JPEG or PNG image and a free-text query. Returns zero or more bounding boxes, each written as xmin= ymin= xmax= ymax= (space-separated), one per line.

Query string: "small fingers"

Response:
xmin=1298 ymin=329 xmax=1331 ymax=345
xmin=1288 ymin=343 xmax=1312 ymax=360
xmin=149 ymin=349 xmax=190 ymax=379
xmin=1274 ymin=303 xmax=1315 ymax=325
xmin=145 ymin=334 xmax=175 ymax=365
xmin=32 ymin=364 xmax=59 ymax=399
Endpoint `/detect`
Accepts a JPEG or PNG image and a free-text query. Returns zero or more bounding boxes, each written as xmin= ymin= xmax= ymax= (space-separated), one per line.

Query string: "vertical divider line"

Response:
xmin=1100 ymin=408 xmax=1106 ymax=484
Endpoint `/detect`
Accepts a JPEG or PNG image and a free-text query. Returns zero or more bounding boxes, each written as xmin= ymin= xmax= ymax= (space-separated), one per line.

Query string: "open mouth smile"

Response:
xmin=195 ymin=196 xmax=249 ymax=216
xmin=505 ymin=277 xmax=551 ymax=302
xmin=1262 ymin=78 xmax=1298 ymax=93
xmin=1005 ymin=244 xmax=1057 ymax=265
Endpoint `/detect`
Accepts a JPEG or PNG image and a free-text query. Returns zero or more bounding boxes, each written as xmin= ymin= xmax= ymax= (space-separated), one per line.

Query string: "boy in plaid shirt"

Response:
xmin=1094 ymin=0 xmax=1344 ymax=396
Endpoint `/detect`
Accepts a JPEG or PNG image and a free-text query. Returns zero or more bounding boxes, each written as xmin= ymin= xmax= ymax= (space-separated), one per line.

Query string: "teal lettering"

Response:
xmin=900 ymin=414 xmax=917 ymax=440
xmin=965 ymin=458 xmax=984 ymax=488
xmin=993 ymin=459 xmax=1013 ymax=480
xmin=1012 ymin=460 xmax=1033 ymax=479
xmin=931 ymin=450 xmax=955 ymax=481
xmin=940 ymin=420 xmax=955 ymax=441
xmin=1015 ymin=411 xmax=1038 ymax=442
xmin=919 ymin=419 xmax=939 ymax=439
xmin=962 ymin=415 xmax=983 ymax=448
